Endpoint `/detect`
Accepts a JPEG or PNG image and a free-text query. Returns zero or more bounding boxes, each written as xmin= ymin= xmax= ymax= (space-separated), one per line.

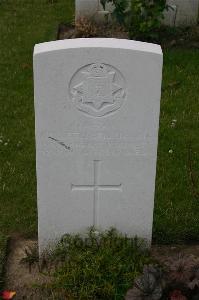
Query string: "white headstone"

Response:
xmin=163 ymin=4 xmax=177 ymax=27
xmin=164 ymin=0 xmax=199 ymax=26
xmin=76 ymin=0 xmax=99 ymax=19
xmin=34 ymin=38 xmax=163 ymax=253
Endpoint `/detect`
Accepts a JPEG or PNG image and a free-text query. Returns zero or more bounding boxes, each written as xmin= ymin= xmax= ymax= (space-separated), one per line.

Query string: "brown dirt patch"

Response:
xmin=57 ymin=23 xmax=199 ymax=50
xmin=57 ymin=23 xmax=129 ymax=40
xmin=5 ymin=237 xmax=50 ymax=300
xmin=151 ymin=244 xmax=199 ymax=264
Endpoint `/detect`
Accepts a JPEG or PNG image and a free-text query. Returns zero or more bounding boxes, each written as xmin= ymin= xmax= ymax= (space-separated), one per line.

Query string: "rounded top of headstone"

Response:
xmin=34 ymin=38 xmax=162 ymax=56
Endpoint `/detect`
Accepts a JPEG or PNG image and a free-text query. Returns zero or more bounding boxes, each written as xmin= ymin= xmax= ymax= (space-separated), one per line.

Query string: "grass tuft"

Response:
xmin=45 ymin=228 xmax=151 ymax=299
xmin=22 ymin=228 xmax=152 ymax=299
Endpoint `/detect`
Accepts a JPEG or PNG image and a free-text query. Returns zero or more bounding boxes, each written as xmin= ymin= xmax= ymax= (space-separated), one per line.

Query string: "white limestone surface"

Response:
xmin=34 ymin=38 xmax=163 ymax=253
xmin=166 ymin=0 xmax=199 ymax=26
xmin=163 ymin=4 xmax=177 ymax=27
xmin=76 ymin=0 xmax=99 ymax=18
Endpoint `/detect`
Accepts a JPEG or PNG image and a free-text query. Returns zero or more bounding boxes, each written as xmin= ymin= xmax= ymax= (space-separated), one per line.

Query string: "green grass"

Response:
xmin=153 ymin=49 xmax=199 ymax=244
xmin=23 ymin=229 xmax=151 ymax=299
xmin=0 ymin=0 xmax=74 ymax=284
xmin=0 ymin=0 xmax=198 ymax=266
xmin=0 ymin=0 xmax=74 ymax=235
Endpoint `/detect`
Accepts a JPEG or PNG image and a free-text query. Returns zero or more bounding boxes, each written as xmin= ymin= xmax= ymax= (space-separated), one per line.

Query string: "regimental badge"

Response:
xmin=69 ymin=63 xmax=126 ymax=117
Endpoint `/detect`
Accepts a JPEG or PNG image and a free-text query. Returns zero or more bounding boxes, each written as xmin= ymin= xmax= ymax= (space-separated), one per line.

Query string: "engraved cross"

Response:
xmin=71 ymin=160 xmax=122 ymax=227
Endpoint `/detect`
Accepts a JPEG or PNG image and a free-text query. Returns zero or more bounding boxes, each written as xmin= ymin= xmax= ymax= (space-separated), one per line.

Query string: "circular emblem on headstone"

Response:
xmin=69 ymin=63 xmax=126 ymax=117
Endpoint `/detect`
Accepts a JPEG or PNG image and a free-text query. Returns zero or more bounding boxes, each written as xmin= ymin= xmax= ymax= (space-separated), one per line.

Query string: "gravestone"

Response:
xmin=163 ymin=0 xmax=199 ymax=27
xmin=75 ymin=0 xmax=113 ymax=23
xmin=165 ymin=0 xmax=199 ymax=26
xmin=76 ymin=0 xmax=99 ymax=19
xmin=34 ymin=38 xmax=163 ymax=253
xmin=76 ymin=0 xmax=199 ymax=27
xmin=163 ymin=4 xmax=177 ymax=27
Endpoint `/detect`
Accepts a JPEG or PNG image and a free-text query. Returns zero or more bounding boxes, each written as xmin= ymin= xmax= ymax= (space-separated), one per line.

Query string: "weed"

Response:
xmin=28 ymin=228 xmax=152 ymax=299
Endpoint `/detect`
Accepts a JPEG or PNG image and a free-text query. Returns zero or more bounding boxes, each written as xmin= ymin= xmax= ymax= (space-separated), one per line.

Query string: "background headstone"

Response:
xmin=76 ymin=0 xmax=99 ymax=19
xmin=163 ymin=4 xmax=177 ymax=27
xmin=164 ymin=0 xmax=199 ymax=26
xmin=76 ymin=0 xmax=199 ymax=26
xmin=34 ymin=39 xmax=163 ymax=253
xmin=75 ymin=0 xmax=115 ymax=22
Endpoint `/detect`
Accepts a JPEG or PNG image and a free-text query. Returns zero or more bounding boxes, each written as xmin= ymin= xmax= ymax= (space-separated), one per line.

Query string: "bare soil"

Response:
xmin=5 ymin=237 xmax=51 ymax=300
xmin=57 ymin=23 xmax=199 ymax=49
xmin=57 ymin=23 xmax=129 ymax=40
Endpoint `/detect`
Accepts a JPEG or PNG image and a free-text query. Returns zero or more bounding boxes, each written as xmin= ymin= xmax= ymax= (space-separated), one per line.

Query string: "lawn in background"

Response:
xmin=0 ymin=0 xmax=198 ymax=259
xmin=153 ymin=48 xmax=199 ymax=243
xmin=0 ymin=0 xmax=74 ymax=281
xmin=0 ymin=0 xmax=74 ymax=235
